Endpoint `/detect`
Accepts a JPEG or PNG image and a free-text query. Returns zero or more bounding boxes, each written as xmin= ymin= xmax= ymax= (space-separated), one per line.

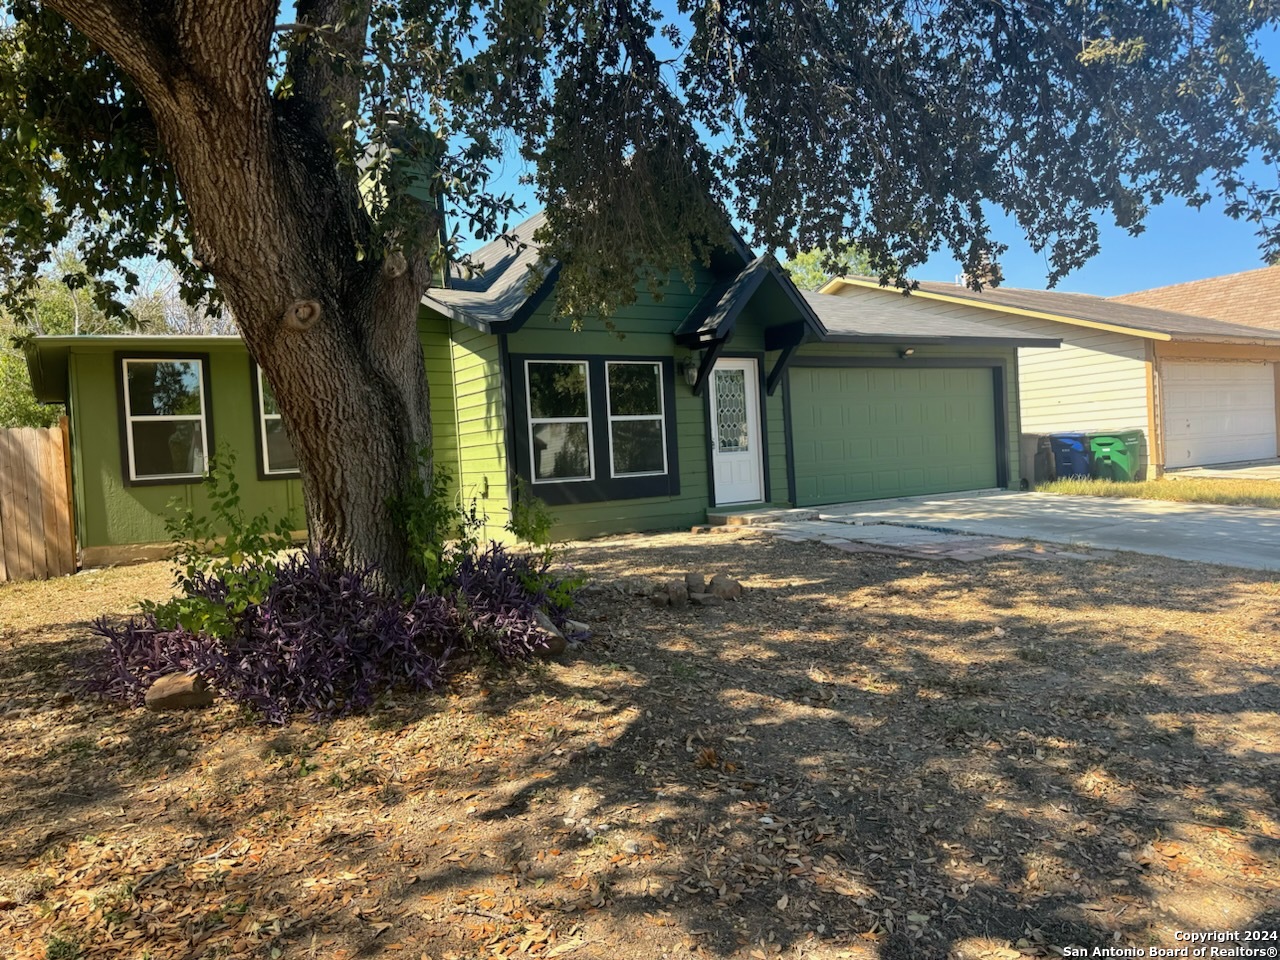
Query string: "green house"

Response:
xmin=25 ymin=214 xmax=1058 ymax=565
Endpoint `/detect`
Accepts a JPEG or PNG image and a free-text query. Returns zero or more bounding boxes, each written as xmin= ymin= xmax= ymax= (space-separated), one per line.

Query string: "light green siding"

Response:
xmin=447 ymin=321 xmax=511 ymax=538
xmin=418 ymin=313 xmax=461 ymax=491
xmin=67 ymin=344 xmax=305 ymax=551
xmin=790 ymin=365 xmax=998 ymax=505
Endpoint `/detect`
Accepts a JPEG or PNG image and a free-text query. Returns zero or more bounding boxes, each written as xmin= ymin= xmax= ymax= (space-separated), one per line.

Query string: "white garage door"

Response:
xmin=1162 ymin=360 xmax=1276 ymax=468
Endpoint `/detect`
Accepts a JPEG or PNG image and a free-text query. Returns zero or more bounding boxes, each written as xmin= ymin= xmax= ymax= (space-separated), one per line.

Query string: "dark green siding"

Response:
xmin=504 ymin=268 xmax=794 ymax=541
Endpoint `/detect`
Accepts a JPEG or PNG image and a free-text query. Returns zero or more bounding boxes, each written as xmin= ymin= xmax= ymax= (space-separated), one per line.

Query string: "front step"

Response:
xmin=706 ymin=505 xmax=820 ymax=527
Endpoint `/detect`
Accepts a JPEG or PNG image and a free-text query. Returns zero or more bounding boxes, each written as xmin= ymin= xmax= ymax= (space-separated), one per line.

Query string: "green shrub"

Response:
xmin=392 ymin=449 xmax=485 ymax=593
xmin=140 ymin=449 xmax=294 ymax=638
xmin=506 ymin=477 xmax=557 ymax=547
xmin=393 ymin=453 xmax=581 ymax=609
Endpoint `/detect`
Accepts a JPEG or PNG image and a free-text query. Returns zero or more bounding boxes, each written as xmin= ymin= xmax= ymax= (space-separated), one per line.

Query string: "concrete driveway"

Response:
xmin=806 ymin=491 xmax=1280 ymax=572
xmin=1165 ymin=458 xmax=1280 ymax=481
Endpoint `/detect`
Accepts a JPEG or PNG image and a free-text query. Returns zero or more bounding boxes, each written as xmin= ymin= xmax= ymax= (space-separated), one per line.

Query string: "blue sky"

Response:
xmin=454 ymin=11 xmax=1280 ymax=299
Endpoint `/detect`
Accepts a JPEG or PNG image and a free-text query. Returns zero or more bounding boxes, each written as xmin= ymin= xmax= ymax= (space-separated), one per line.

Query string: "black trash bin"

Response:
xmin=1035 ymin=436 xmax=1055 ymax=483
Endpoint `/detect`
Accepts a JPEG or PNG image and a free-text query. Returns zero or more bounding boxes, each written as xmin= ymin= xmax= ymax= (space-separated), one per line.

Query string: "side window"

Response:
xmin=256 ymin=367 xmax=300 ymax=476
xmin=606 ymin=361 xmax=666 ymax=477
xmin=120 ymin=357 xmax=210 ymax=482
xmin=526 ymin=360 xmax=593 ymax=482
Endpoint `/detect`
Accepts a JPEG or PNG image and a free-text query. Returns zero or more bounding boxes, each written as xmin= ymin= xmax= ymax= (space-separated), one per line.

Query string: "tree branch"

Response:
xmin=287 ymin=0 xmax=374 ymax=143
xmin=46 ymin=0 xmax=279 ymax=112
xmin=42 ymin=0 xmax=173 ymax=101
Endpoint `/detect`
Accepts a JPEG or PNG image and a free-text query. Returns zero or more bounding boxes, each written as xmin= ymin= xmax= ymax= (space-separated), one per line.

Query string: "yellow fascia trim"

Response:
xmin=821 ymin=277 xmax=1174 ymax=342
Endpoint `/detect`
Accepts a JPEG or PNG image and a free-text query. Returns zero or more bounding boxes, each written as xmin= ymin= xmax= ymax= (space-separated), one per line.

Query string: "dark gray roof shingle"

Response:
xmin=423 ymin=213 xmax=553 ymax=329
xmin=802 ymin=291 xmax=1059 ymax=345
xmin=908 ymin=279 xmax=1280 ymax=342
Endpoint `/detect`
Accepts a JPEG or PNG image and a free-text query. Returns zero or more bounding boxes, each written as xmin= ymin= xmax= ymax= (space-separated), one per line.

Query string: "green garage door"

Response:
xmin=790 ymin=366 xmax=999 ymax=506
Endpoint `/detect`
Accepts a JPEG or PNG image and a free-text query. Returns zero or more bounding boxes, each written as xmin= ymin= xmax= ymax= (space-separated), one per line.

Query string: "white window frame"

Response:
xmin=526 ymin=359 xmax=594 ymax=484
xmin=121 ymin=357 xmax=209 ymax=482
xmin=605 ymin=360 xmax=668 ymax=478
xmin=256 ymin=367 xmax=299 ymax=477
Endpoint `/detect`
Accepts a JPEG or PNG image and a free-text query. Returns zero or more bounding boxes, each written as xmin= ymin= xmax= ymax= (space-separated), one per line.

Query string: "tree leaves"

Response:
xmin=7 ymin=1 xmax=1279 ymax=327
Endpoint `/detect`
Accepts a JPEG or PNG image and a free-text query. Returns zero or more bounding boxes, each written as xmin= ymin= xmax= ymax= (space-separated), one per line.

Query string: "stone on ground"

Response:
xmin=709 ymin=574 xmax=744 ymax=600
xmin=144 ymin=674 xmax=214 ymax=711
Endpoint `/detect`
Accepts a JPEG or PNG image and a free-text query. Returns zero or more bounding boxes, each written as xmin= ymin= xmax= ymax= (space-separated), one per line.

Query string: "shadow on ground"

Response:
xmin=1 ymin=533 xmax=1277 ymax=959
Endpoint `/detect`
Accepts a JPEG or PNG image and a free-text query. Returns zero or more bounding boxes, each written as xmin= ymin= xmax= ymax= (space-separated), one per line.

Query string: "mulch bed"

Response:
xmin=0 ymin=530 xmax=1277 ymax=960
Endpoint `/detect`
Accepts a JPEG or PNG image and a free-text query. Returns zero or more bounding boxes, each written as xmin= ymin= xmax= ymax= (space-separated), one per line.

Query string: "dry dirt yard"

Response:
xmin=0 ymin=530 xmax=1278 ymax=960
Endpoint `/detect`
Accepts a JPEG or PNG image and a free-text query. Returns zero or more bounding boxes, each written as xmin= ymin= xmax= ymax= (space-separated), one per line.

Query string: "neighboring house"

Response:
xmin=26 ymin=214 xmax=1056 ymax=564
xmin=820 ymin=277 xmax=1280 ymax=475
xmin=1112 ymin=264 xmax=1280 ymax=331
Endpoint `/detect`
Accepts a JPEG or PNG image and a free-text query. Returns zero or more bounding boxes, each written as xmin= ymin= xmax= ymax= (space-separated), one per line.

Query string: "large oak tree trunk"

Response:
xmin=44 ymin=0 xmax=439 ymax=588
xmin=250 ymin=286 xmax=433 ymax=590
xmin=181 ymin=100 xmax=439 ymax=590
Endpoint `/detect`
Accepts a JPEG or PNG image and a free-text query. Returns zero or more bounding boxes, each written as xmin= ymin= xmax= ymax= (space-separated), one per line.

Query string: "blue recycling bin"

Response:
xmin=1049 ymin=433 xmax=1090 ymax=479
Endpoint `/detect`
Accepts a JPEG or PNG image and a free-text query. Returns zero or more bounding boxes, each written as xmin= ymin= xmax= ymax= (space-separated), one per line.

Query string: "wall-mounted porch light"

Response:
xmin=899 ymin=347 xmax=916 ymax=359
xmin=680 ymin=354 xmax=700 ymax=387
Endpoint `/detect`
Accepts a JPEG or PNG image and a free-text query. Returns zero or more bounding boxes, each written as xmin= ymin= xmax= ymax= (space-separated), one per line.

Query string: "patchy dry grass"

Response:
xmin=1 ymin=533 xmax=1278 ymax=960
xmin=1040 ymin=476 xmax=1280 ymax=508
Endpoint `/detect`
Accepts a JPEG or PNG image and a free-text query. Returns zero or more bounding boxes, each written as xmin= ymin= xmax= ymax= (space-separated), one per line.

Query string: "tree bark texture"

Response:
xmin=46 ymin=0 xmax=436 ymax=587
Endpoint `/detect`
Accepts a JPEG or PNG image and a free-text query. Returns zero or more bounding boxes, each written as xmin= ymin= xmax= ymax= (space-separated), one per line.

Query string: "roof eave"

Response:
xmin=492 ymin=262 xmax=563 ymax=335
xmin=23 ymin=340 xmax=71 ymax=404
xmin=823 ymin=334 xmax=1061 ymax=348
xmin=420 ymin=295 xmax=493 ymax=334
xmin=1166 ymin=335 xmax=1280 ymax=346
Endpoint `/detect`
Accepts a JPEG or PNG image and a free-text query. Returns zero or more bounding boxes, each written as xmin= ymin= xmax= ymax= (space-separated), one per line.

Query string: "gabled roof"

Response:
xmin=674 ymin=253 xmax=826 ymax=346
xmin=1112 ymin=265 xmax=1280 ymax=332
xmin=422 ymin=213 xmax=556 ymax=332
xmin=803 ymin=292 xmax=1059 ymax=347
xmin=820 ymin=276 xmax=1280 ymax=344
xmin=424 ymin=212 xmax=825 ymax=345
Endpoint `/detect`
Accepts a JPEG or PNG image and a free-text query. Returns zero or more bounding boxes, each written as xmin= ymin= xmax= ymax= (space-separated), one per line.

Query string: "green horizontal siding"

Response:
xmin=419 ymin=314 xmax=460 ymax=493
xmin=67 ymin=346 xmax=304 ymax=550
xmin=448 ymin=321 xmax=510 ymax=538
xmin=505 ymin=268 xmax=795 ymax=539
xmin=508 ymin=272 xmax=714 ymax=539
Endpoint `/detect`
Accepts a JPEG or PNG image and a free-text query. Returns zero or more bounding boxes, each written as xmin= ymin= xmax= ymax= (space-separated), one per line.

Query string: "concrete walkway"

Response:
xmin=714 ymin=491 xmax=1280 ymax=572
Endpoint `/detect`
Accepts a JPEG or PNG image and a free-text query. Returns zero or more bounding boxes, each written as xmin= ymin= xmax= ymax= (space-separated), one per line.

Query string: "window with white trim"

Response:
xmin=606 ymin=361 xmax=666 ymax=476
xmin=121 ymin=358 xmax=209 ymax=481
xmin=256 ymin=368 xmax=300 ymax=476
xmin=526 ymin=360 xmax=593 ymax=482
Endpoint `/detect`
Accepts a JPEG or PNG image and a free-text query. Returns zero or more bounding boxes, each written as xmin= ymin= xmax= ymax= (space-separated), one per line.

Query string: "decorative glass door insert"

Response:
xmin=715 ymin=368 xmax=749 ymax=453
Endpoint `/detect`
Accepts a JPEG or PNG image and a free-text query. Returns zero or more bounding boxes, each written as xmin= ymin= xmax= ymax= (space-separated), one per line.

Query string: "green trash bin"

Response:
xmin=1090 ymin=431 xmax=1144 ymax=482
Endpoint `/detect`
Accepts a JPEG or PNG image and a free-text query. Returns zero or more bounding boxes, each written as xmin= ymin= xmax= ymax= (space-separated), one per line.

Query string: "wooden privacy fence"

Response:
xmin=0 ymin=420 xmax=75 ymax=582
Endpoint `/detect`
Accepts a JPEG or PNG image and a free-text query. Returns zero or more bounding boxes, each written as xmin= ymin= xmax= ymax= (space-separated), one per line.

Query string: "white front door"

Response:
xmin=710 ymin=358 xmax=764 ymax=504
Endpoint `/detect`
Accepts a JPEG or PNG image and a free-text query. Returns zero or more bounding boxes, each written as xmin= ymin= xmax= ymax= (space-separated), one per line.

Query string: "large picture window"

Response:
xmin=120 ymin=357 xmax=210 ymax=482
xmin=511 ymin=354 xmax=679 ymax=505
xmin=255 ymin=367 xmax=300 ymax=477
xmin=606 ymin=362 xmax=666 ymax=477
xmin=527 ymin=360 xmax=593 ymax=482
